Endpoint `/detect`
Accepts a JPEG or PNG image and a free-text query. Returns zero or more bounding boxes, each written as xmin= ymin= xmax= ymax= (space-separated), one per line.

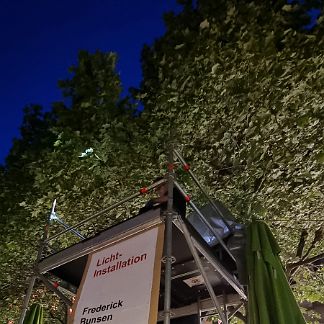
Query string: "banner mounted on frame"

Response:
xmin=69 ymin=225 xmax=164 ymax=324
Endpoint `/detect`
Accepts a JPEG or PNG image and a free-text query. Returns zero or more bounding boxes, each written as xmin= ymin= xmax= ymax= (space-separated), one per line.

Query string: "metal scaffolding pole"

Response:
xmin=197 ymin=296 xmax=202 ymax=324
xmin=163 ymin=146 xmax=175 ymax=324
xmin=173 ymin=149 xmax=233 ymax=234
xmin=37 ymin=273 xmax=72 ymax=307
xmin=18 ymin=200 xmax=54 ymax=324
xmin=174 ymin=181 xmax=236 ymax=262
xmin=46 ymin=178 xmax=166 ymax=243
xmin=176 ymin=215 xmax=228 ymax=324
xmin=223 ymin=290 xmax=228 ymax=324
xmin=18 ymin=275 xmax=37 ymax=324
xmin=51 ymin=214 xmax=85 ymax=240
xmin=187 ymin=233 xmax=247 ymax=300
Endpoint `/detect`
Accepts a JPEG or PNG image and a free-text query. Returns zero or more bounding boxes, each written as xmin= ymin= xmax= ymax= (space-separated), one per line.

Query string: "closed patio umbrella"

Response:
xmin=23 ymin=303 xmax=44 ymax=324
xmin=246 ymin=220 xmax=306 ymax=324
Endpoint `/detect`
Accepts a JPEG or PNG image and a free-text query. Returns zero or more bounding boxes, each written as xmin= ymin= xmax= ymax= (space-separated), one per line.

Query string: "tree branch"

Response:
xmin=296 ymin=229 xmax=308 ymax=258
xmin=287 ymin=252 xmax=324 ymax=273
xmin=301 ymin=228 xmax=323 ymax=261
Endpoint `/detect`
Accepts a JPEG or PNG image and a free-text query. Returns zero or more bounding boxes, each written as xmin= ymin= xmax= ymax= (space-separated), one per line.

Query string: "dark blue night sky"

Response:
xmin=0 ymin=0 xmax=181 ymax=164
xmin=0 ymin=1 xmax=321 ymax=165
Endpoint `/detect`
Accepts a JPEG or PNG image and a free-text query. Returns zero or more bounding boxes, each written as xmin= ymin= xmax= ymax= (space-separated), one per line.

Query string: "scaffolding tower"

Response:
xmin=19 ymin=149 xmax=247 ymax=324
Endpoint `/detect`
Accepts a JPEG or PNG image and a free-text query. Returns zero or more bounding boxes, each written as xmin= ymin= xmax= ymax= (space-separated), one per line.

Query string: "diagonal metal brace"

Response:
xmin=175 ymin=215 xmax=228 ymax=324
xmin=36 ymin=271 xmax=72 ymax=307
xmin=174 ymin=181 xmax=236 ymax=262
xmin=173 ymin=149 xmax=233 ymax=234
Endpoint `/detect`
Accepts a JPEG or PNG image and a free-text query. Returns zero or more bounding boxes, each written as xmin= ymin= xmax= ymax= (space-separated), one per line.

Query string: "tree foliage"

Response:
xmin=137 ymin=0 xmax=324 ymax=319
xmin=0 ymin=51 xmax=146 ymax=322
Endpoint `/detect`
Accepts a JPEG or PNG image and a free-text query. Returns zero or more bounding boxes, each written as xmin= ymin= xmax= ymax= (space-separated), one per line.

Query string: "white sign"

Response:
xmin=70 ymin=226 xmax=163 ymax=324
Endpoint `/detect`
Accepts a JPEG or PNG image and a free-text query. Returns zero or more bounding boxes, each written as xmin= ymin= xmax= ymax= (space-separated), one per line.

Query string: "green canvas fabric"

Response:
xmin=246 ymin=220 xmax=306 ymax=324
xmin=23 ymin=304 xmax=44 ymax=324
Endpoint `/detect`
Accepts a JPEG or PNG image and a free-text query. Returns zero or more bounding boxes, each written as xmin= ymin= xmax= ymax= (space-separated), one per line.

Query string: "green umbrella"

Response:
xmin=246 ymin=220 xmax=306 ymax=324
xmin=23 ymin=303 xmax=44 ymax=324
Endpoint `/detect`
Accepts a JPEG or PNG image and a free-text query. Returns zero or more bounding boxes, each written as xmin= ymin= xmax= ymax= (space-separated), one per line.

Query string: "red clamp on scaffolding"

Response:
xmin=139 ymin=187 xmax=148 ymax=194
xmin=53 ymin=281 xmax=59 ymax=289
xmin=185 ymin=195 xmax=191 ymax=203
xmin=167 ymin=163 xmax=175 ymax=171
xmin=183 ymin=163 xmax=190 ymax=172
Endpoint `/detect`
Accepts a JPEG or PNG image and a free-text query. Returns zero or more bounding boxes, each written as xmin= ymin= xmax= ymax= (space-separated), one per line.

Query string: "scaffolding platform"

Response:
xmin=36 ymin=207 xmax=246 ymax=323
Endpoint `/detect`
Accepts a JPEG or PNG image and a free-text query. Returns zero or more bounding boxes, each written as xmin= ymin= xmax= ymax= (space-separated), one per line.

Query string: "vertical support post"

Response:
xmin=18 ymin=275 xmax=37 ymax=324
xmin=163 ymin=145 xmax=175 ymax=324
xmin=197 ymin=296 xmax=202 ymax=324
xmin=18 ymin=201 xmax=53 ymax=324
xmin=223 ymin=290 xmax=228 ymax=324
